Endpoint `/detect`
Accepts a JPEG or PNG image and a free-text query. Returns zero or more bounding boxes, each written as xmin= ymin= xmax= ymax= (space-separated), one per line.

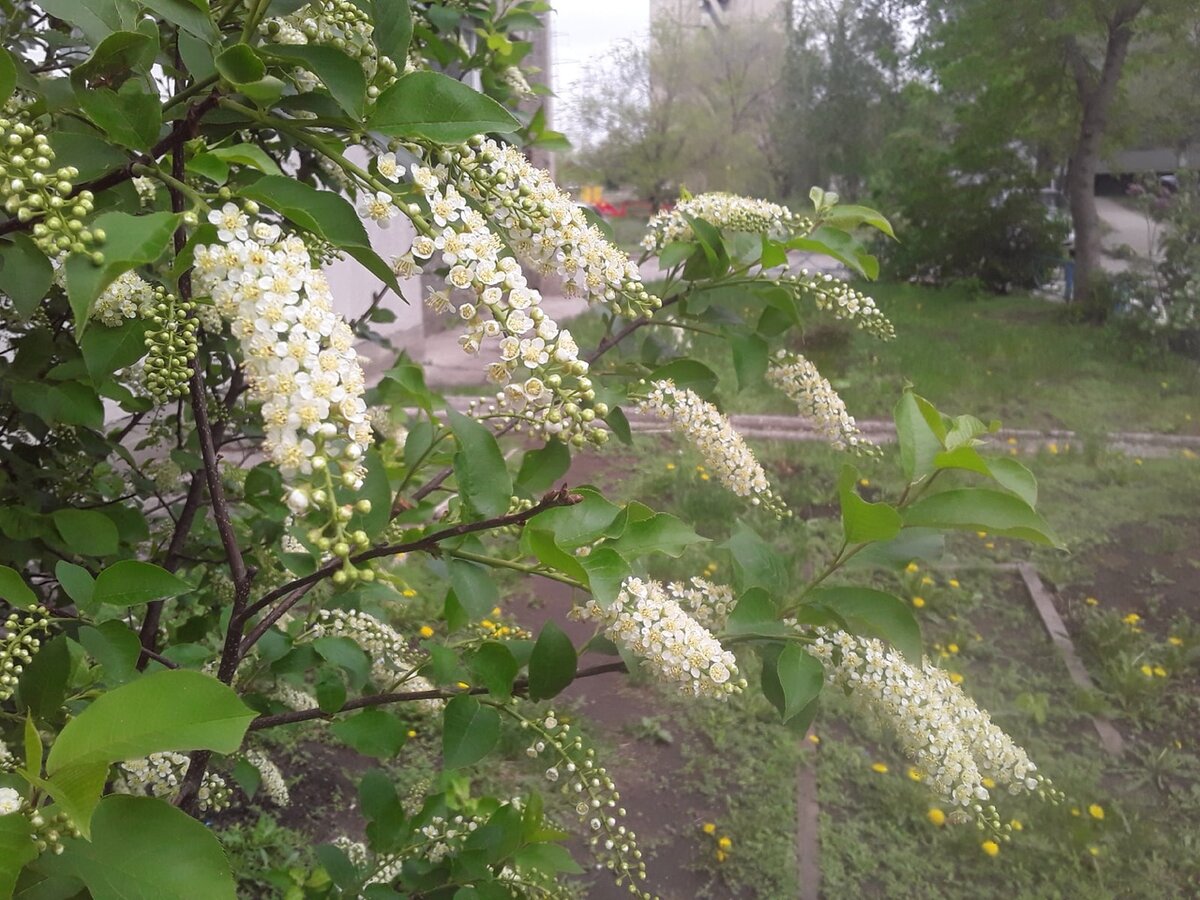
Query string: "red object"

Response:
xmin=594 ymin=200 xmax=628 ymax=218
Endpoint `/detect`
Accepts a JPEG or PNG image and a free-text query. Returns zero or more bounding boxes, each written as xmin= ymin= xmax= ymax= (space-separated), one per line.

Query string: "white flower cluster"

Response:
xmin=766 ymin=351 xmax=877 ymax=454
xmin=666 ymin=577 xmax=737 ymax=630
xmin=0 ymin=786 xmax=21 ymax=816
xmin=572 ymin=577 xmax=743 ymax=699
xmin=243 ymin=748 xmax=290 ymax=807
xmin=307 ymin=609 xmax=440 ymax=709
xmin=333 ymin=836 xmax=404 ymax=886
xmin=432 ymin=137 xmax=659 ymax=318
xmin=262 ymin=0 xmax=398 ymax=90
xmin=636 ymin=379 xmax=786 ymax=515
xmin=418 ymin=812 xmax=484 ymax=864
xmin=642 ymin=191 xmax=813 ymax=254
xmin=501 ymin=65 xmax=534 ymax=97
xmin=114 ymin=751 xmax=231 ymax=812
xmin=90 ymin=270 xmax=156 ymax=327
xmin=785 ymin=270 xmax=895 ymax=340
xmin=808 ymin=628 xmax=1055 ymax=831
xmin=271 ymin=681 xmax=318 ymax=712
xmin=393 ymin=158 xmax=607 ymax=446
xmin=0 ymin=738 xmax=13 ymax=770
xmin=521 ymin=712 xmax=648 ymax=895
xmin=193 ymin=205 xmax=372 ymax=523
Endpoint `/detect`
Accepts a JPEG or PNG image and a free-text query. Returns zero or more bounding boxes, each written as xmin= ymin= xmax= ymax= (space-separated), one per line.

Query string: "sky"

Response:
xmin=550 ymin=0 xmax=651 ymax=142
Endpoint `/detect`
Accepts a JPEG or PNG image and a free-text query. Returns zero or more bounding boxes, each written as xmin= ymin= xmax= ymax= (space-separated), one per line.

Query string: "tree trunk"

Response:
xmin=1064 ymin=4 xmax=1143 ymax=318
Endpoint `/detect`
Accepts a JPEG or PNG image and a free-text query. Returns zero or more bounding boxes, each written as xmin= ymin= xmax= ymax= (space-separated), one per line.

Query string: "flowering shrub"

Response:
xmin=0 ymin=2 xmax=1066 ymax=897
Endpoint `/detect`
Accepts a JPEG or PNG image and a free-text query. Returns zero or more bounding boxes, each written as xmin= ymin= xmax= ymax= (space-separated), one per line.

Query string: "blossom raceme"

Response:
xmin=784 ymin=270 xmax=895 ymax=340
xmin=807 ymin=628 xmax=1057 ymax=833
xmin=395 ymin=157 xmax=606 ymax=446
xmin=767 ymin=350 xmax=877 ymax=454
xmin=636 ymin=379 xmax=786 ymax=515
xmin=666 ymin=577 xmax=737 ymax=630
xmin=243 ymin=748 xmax=291 ymax=807
xmin=642 ymin=191 xmax=813 ymax=254
xmin=192 ymin=206 xmax=372 ymax=521
xmin=428 ymin=137 xmax=659 ymax=318
xmin=571 ymin=577 xmax=744 ymax=699
xmin=113 ymin=751 xmax=231 ymax=812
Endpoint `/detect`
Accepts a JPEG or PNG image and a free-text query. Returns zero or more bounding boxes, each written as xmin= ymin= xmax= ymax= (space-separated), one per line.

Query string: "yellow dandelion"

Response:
xmin=949 ymin=578 xmax=960 ymax=589
xmin=1168 ymin=636 xmax=1183 ymax=646
xmin=1122 ymin=613 xmax=1142 ymax=625
xmin=807 ymin=734 xmax=821 ymax=745
xmin=947 ymin=643 xmax=960 ymax=654
xmin=456 ymin=681 xmax=470 ymax=690
xmin=907 ymin=767 xmax=922 ymax=782
xmin=407 ymin=729 xmax=417 ymax=739
xmin=718 ymin=836 xmax=732 ymax=850
xmin=1006 ymin=437 xmax=1018 ymax=446
xmin=1009 ymin=447 xmax=1018 ymax=456
xmin=1071 ymin=807 xmax=1081 ymax=817
xmin=921 ymin=576 xmax=934 ymax=586
xmin=1048 ymin=442 xmax=1059 ymax=455
xmin=715 ymin=849 xmax=728 ymax=863
xmin=871 ymin=762 xmax=889 ymax=774
xmin=1088 ymin=845 xmax=1100 ymax=857
xmin=1088 ymin=804 xmax=1104 ymax=820
xmin=402 ymin=588 xmax=417 ymax=598
xmin=700 ymin=473 xmax=711 ymax=481
xmin=949 ymin=672 xmax=964 ymax=685
xmin=418 ymin=625 xmax=434 ymax=639
xmin=906 ymin=562 xmax=920 ymax=573
xmin=975 ymin=531 xmax=988 ymax=538
xmin=695 ymin=464 xmax=706 ymax=472
xmin=1010 ymin=819 xmax=1023 ymax=831
xmin=1084 ymin=596 xmax=1098 ymax=606
xmin=1182 ymin=448 xmax=1198 ymax=460
xmin=702 ymin=822 xmax=716 ymax=835
xmin=666 ymin=462 xmax=676 ymax=470
xmin=1153 ymin=665 xmax=1167 ymax=677
xmin=1140 ymin=664 xmax=1154 ymax=677
xmin=1134 ymin=458 xmax=1144 ymax=466
xmin=927 ymin=808 xmax=946 ymax=826
xmin=981 ymin=840 xmax=1000 ymax=857
xmin=492 ymin=606 xmax=501 ymax=616
xmin=912 ymin=596 xmax=926 ymax=609
xmin=859 ymin=478 xmax=870 ymax=487
xmin=984 ymin=541 xmax=996 ymax=549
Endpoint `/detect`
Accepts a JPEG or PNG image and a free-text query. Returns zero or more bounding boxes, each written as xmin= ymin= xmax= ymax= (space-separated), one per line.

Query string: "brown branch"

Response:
xmin=248 ymin=661 xmax=628 ymax=731
xmin=586 ymin=295 xmax=681 ymax=365
xmin=237 ymin=486 xmax=582 ymax=657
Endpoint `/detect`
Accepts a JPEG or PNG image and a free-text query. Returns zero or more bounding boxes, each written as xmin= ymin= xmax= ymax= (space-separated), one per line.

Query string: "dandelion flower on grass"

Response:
xmin=1088 ymin=804 xmax=1105 ymax=821
xmin=927 ymin=808 xmax=946 ymax=827
xmin=981 ymin=840 xmax=1000 ymax=857
xmin=871 ymin=762 xmax=890 ymax=774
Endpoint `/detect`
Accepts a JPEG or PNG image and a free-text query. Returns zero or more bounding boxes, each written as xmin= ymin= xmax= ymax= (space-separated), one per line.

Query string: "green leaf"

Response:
xmin=0 ymin=805 xmax=38 ymax=896
xmin=442 ymin=695 xmax=500 ymax=768
xmin=214 ymin=43 xmax=265 ymax=85
xmin=725 ymin=588 xmax=789 ymax=638
xmin=372 ymin=0 xmax=414 ymax=64
xmin=313 ymin=636 xmax=371 ymax=690
xmin=527 ymin=622 xmax=577 ymax=701
xmin=138 ymin=0 xmax=219 ymax=42
xmin=205 ymin=143 xmax=282 ymax=176
xmin=730 ymin=334 xmax=768 ymax=392
xmin=17 ymin=636 xmax=72 ymax=720
xmin=370 ymin=71 xmax=520 ymax=142
xmin=448 ymin=557 xmax=500 ymax=620
xmin=787 ymin=226 xmax=878 ymax=280
xmin=721 ymin=521 xmax=788 ymax=597
xmin=46 ymin=670 xmax=256 ymax=774
xmin=894 ymin=390 xmax=943 ymax=483
xmin=55 ymin=796 xmax=237 ymax=899
xmin=807 ymin=586 xmax=922 ymax=663
xmin=73 ymin=30 xmax=156 ymax=84
xmin=577 ymin=548 xmax=631 ymax=607
xmin=263 ymin=44 xmax=366 ymax=119
xmin=772 ymin=644 xmax=824 ymax=723
xmin=329 ymin=709 xmax=407 ymax=759
xmin=0 ymin=565 xmax=36 ymax=605
xmin=238 ymin=176 xmax=400 ymax=293
xmin=34 ymin=0 xmax=137 ymax=44
xmin=52 ymin=509 xmax=119 ymax=557
xmin=526 ymin=528 xmax=588 ymax=584
xmin=77 ymin=622 xmax=141 ymax=684
xmin=352 ymin=447 xmax=392 ymax=539
xmin=526 ymin=488 xmax=620 ymax=549
xmin=648 ymin=358 xmax=719 ymax=400
xmin=92 ymin=560 xmax=190 ymax=607
xmin=23 ymin=761 xmax=109 ymax=839
xmin=658 ymin=240 xmax=696 ymax=269
xmin=0 ymin=235 xmax=54 ymax=318
xmin=470 ymin=642 xmax=519 ymax=700
xmin=10 ymin=381 xmax=104 ymax=430
xmin=54 ymin=561 xmax=93 ymax=610
xmin=65 ymin=211 xmax=181 ymax=330
xmin=847 ymin=528 xmax=945 ymax=571
xmin=75 ymin=79 xmax=161 ymax=150
xmin=447 ymin=408 xmax=511 ymax=520
xmin=514 ymin=441 xmax=571 ymax=497
xmin=984 ymin=456 xmax=1039 ymax=508
xmin=837 ymin=466 xmax=901 ymax=544
xmin=607 ymin=513 xmax=707 ymax=561
xmin=903 ymin=488 xmax=1063 ymax=548
xmin=79 ymin=318 xmax=150 ymax=381
xmin=0 ymin=48 xmax=16 ymax=105
xmin=822 ymin=204 xmax=896 ymax=239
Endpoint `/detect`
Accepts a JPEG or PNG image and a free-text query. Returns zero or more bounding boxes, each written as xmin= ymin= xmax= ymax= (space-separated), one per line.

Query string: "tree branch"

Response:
xmin=247 ymin=661 xmax=629 ymax=731
xmin=237 ymin=486 xmax=583 ymax=657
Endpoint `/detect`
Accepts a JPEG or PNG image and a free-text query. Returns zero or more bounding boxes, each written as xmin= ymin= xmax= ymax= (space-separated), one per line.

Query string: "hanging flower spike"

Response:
xmin=428 ymin=137 xmax=660 ymax=319
xmin=572 ymin=577 xmax=744 ymax=699
xmin=192 ymin=205 xmax=373 ymax=559
xmin=767 ymin=350 xmax=878 ymax=455
xmin=635 ymin=379 xmax=787 ymax=516
xmin=785 ymin=270 xmax=895 ymax=340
